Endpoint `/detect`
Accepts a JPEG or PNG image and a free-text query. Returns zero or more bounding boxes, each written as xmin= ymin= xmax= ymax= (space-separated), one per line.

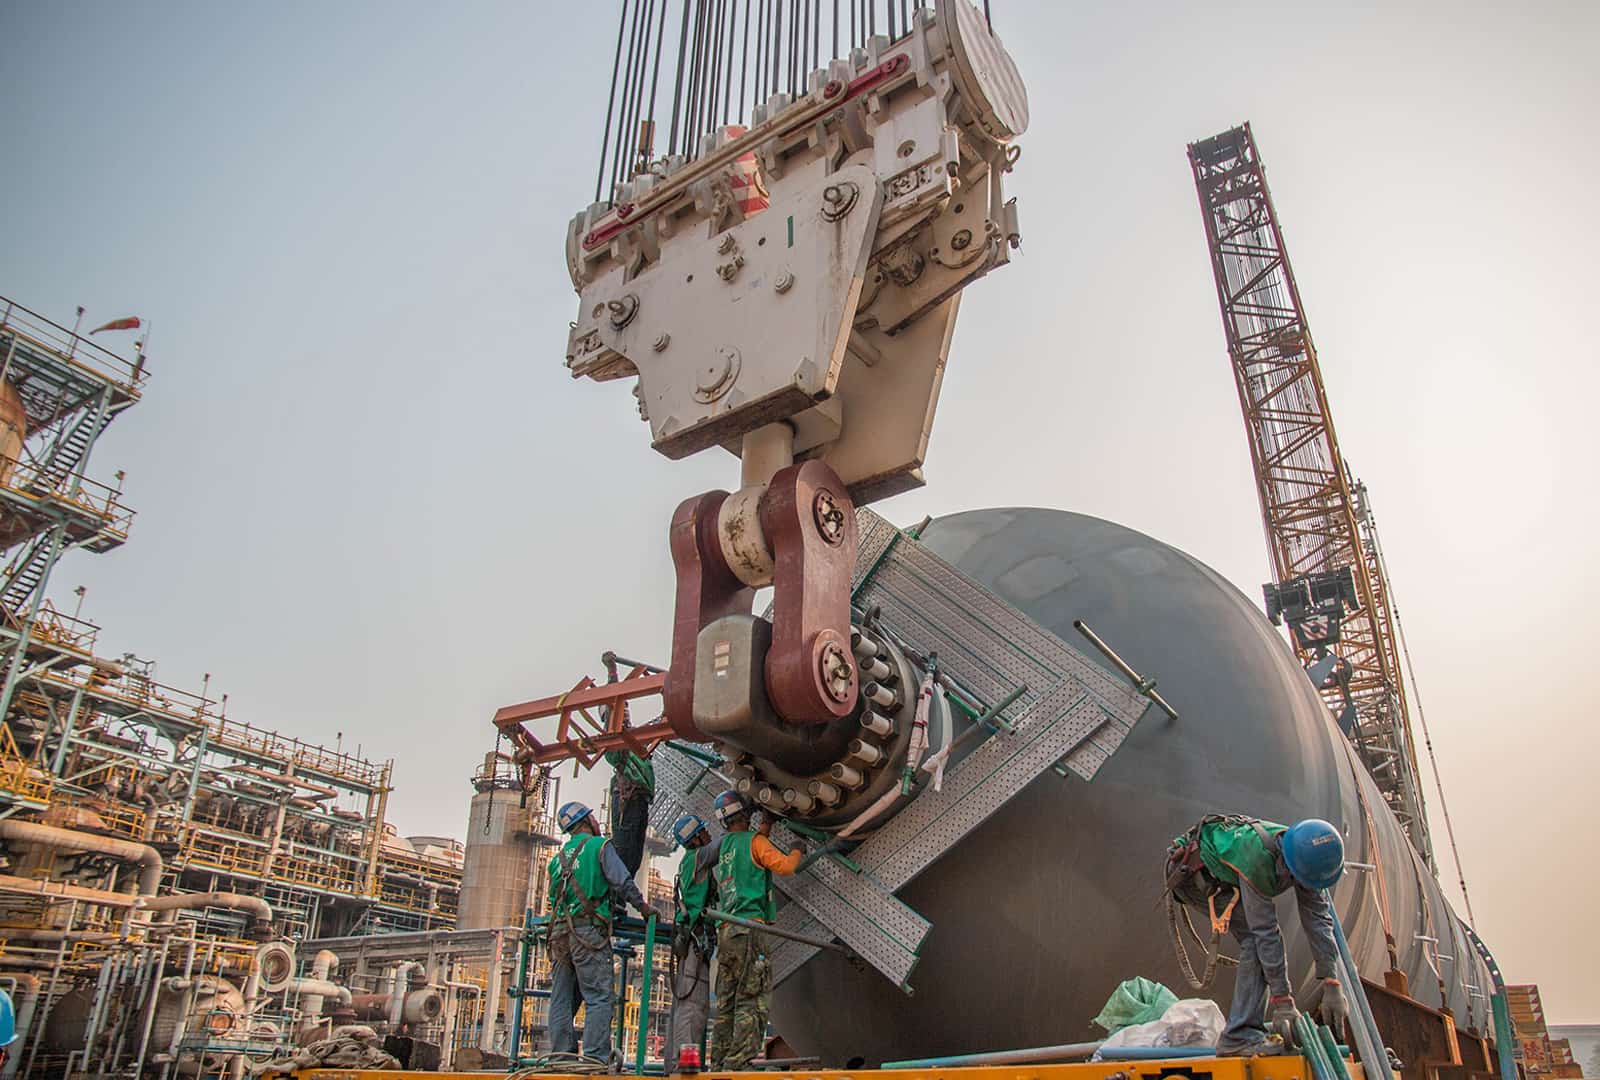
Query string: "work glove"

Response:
xmin=1316 ymin=977 xmax=1349 ymax=1028
xmin=1267 ymin=993 xmax=1299 ymax=1036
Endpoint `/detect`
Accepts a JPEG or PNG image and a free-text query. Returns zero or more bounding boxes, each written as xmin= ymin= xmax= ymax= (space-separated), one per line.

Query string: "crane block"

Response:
xmin=563 ymin=0 xmax=1029 ymax=506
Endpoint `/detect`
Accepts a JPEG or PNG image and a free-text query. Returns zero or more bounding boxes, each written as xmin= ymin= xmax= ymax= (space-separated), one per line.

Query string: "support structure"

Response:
xmin=1187 ymin=125 xmax=1433 ymax=867
xmin=0 ymin=299 xmax=142 ymax=723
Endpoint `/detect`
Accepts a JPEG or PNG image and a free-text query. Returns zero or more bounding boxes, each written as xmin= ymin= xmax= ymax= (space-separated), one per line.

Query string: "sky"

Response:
xmin=2 ymin=0 xmax=1596 ymax=1021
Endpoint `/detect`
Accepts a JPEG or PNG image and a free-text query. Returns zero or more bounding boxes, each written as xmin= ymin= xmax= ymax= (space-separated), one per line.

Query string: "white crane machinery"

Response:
xmin=561 ymin=0 xmax=1028 ymax=743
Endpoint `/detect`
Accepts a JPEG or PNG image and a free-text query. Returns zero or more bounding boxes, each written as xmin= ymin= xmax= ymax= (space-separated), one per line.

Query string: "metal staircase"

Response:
xmin=28 ymin=399 xmax=112 ymax=495
xmin=0 ymin=533 xmax=57 ymax=616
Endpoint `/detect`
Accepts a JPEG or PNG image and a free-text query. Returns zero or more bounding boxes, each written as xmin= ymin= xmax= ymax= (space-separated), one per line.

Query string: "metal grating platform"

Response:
xmin=656 ymin=509 xmax=1151 ymax=991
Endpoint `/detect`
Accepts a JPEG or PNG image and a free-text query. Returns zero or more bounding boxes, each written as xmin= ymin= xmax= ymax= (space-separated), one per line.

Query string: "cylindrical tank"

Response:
xmin=457 ymin=758 xmax=537 ymax=930
xmin=775 ymin=508 xmax=1492 ymax=1064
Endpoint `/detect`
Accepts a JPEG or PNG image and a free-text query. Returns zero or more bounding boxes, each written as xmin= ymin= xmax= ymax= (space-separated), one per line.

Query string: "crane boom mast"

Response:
xmin=1187 ymin=123 xmax=1433 ymax=869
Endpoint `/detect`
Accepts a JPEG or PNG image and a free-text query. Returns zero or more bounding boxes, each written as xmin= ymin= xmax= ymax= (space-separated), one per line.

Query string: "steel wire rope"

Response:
xmin=611 ymin=0 xmax=650 ymax=194
xmin=797 ymin=0 xmax=807 ymax=87
xmin=788 ymin=0 xmax=798 ymax=97
xmin=738 ymin=0 xmax=753 ymax=122
xmin=643 ymin=0 xmax=671 ymax=164
xmin=701 ymin=0 xmax=722 ymax=141
xmin=771 ymin=0 xmax=782 ymax=103
xmin=685 ymin=0 xmax=709 ymax=157
xmin=666 ymin=0 xmax=694 ymax=155
xmin=721 ymin=0 xmax=738 ymax=124
xmin=811 ymin=0 xmax=820 ymax=83
xmin=1365 ymin=499 xmax=1477 ymax=928
xmin=595 ymin=0 xmax=634 ymax=202
xmin=617 ymin=0 xmax=656 ymax=189
xmin=753 ymin=0 xmax=768 ymax=107
xmin=617 ymin=0 xmax=649 ymax=188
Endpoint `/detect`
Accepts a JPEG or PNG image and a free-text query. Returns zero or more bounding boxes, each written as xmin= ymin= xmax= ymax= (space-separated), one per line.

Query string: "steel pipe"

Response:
xmin=286 ymin=978 xmax=352 ymax=1007
xmin=296 ymin=949 xmax=340 ymax=1033
xmin=885 ymin=1041 xmax=1104 ymax=1069
xmin=704 ymin=909 xmax=850 ymax=954
xmin=0 ymin=872 xmax=142 ymax=908
xmin=140 ymin=891 xmax=273 ymax=927
xmin=389 ymin=962 xmax=426 ymax=1029
xmin=0 ymin=820 xmax=162 ymax=897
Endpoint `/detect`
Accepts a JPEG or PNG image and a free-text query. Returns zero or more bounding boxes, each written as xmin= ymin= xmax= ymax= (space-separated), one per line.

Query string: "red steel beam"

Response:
xmin=493 ymin=666 xmax=675 ymax=769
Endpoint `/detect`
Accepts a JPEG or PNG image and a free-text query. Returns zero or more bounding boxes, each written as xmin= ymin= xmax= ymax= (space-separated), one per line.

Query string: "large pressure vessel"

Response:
xmin=775 ymin=508 xmax=1491 ymax=1064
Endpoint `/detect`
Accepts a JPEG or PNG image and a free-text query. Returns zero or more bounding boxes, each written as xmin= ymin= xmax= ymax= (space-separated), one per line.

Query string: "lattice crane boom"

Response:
xmin=1187 ymin=123 xmax=1433 ymax=869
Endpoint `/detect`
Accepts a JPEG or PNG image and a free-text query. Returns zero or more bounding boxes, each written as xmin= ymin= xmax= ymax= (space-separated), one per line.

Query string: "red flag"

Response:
xmin=89 ymin=316 xmax=141 ymax=335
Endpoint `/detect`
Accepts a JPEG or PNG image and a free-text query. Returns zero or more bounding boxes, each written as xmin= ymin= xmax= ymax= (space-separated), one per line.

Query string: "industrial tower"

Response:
xmin=1187 ymin=125 xmax=1434 ymax=869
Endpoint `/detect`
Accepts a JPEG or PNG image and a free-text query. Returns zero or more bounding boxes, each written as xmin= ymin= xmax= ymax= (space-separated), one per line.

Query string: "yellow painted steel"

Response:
xmin=292 ymin=1056 xmax=1383 ymax=1080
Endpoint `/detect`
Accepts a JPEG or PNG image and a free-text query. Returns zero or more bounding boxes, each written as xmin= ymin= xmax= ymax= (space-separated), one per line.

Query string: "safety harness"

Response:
xmin=555 ymin=837 xmax=607 ymax=934
xmin=1163 ymin=814 xmax=1268 ymax=990
xmin=671 ymin=865 xmax=717 ymax=962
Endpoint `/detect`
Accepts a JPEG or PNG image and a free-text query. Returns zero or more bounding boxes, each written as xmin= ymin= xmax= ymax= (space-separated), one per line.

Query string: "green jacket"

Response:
xmin=714 ymin=831 xmax=774 ymax=922
xmin=548 ymin=834 xmax=612 ymax=924
xmin=676 ymin=845 xmax=715 ymax=926
xmin=604 ymin=750 xmax=656 ymax=797
xmin=1197 ymin=817 xmax=1291 ymax=897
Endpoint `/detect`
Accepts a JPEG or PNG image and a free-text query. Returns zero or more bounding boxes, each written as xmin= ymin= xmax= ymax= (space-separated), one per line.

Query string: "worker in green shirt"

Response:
xmin=546 ymin=799 xmax=649 ymax=1062
xmin=708 ymin=790 xmax=802 ymax=1069
xmin=1165 ymin=815 xmax=1348 ymax=1056
xmin=604 ymin=749 xmax=655 ymax=876
xmin=668 ymin=812 xmax=719 ymax=1060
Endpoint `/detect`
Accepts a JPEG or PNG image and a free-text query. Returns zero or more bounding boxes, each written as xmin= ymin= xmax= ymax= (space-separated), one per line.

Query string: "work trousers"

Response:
xmin=668 ymin=938 xmax=713 ymax=1058
xmin=1217 ymin=883 xmax=1339 ymax=1053
xmin=610 ymin=774 xmax=652 ymax=877
xmin=708 ymin=924 xmax=771 ymax=1069
xmin=547 ymin=922 xmax=616 ymax=1061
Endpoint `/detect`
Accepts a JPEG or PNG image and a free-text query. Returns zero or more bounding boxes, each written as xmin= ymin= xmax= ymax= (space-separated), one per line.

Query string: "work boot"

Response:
xmin=1217 ymin=1034 xmax=1287 ymax=1059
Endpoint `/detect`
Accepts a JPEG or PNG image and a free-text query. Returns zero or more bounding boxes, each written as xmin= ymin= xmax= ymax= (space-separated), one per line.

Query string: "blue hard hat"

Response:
xmin=0 ymin=987 xmax=14 ymax=1047
xmin=1281 ymin=818 xmax=1345 ymax=891
xmin=672 ymin=813 xmax=708 ymax=848
xmin=557 ymin=801 xmax=594 ymax=833
xmin=712 ymin=790 xmax=749 ymax=825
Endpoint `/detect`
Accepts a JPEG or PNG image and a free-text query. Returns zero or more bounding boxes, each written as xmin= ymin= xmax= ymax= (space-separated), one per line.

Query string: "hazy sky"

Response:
xmin=3 ymin=0 xmax=1595 ymax=1021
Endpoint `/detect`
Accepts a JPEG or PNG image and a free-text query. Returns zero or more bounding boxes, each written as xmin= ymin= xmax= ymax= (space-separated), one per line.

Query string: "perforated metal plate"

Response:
xmin=650 ymin=746 xmax=729 ymax=837
xmin=765 ymin=820 xmax=928 ymax=988
xmin=650 ymin=745 xmax=928 ymax=988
